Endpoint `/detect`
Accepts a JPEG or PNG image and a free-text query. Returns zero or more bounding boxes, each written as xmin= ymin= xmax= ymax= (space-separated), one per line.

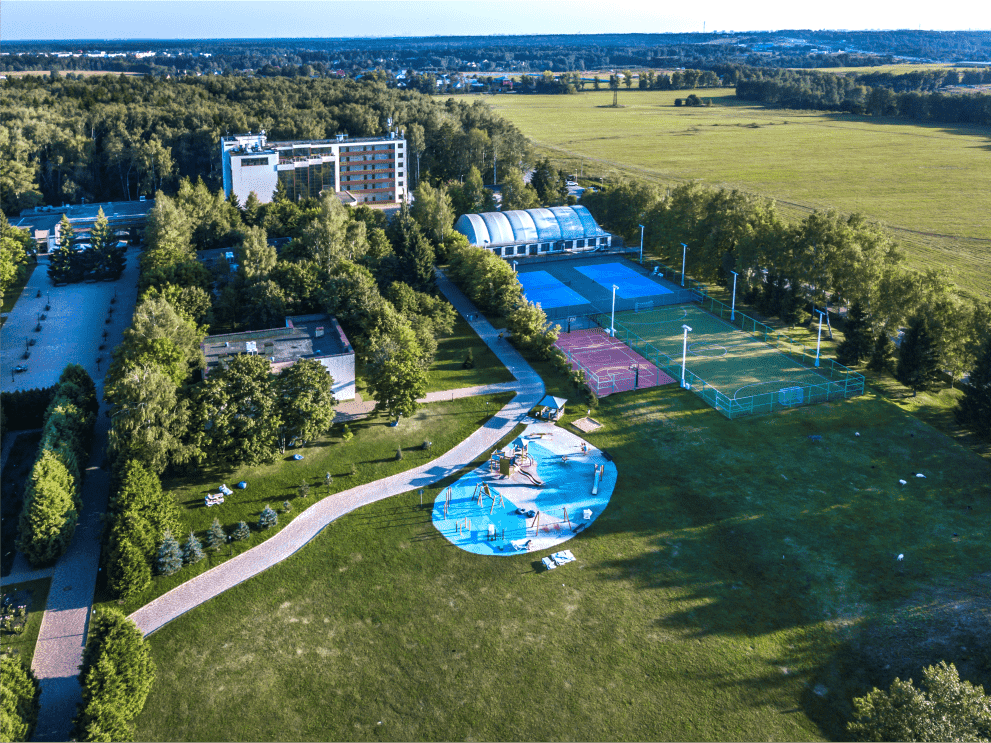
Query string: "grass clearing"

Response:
xmin=1 ymin=430 xmax=43 ymax=577
xmin=425 ymin=315 xmax=514 ymax=392
xmin=0 ymin=578 xmax=51 ymax=669
xmin=1 ymin=263 xmax=37 ymax=319
xmin=474 ymin=90 xmax=991 ymax=298
xmin=94 ymin=392 xmax=514 ymax=615
xmin=133 ymin=369 xmax=990 ymax=740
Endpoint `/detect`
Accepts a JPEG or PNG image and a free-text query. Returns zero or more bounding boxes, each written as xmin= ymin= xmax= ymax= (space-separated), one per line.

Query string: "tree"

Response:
xmin=298 ymin=192 xmax=350 ymax=271
xmin=365 ymin=324 xmax=427 ymax=423
xmin=236 ymin=224 xmax=276 ymax=283
xmin=195 ymin=353 xmax=281 ymax=466
xmin=88 ymin=207 xmax=119 ymax=279
xmin=896 ymin=314 xmax=943 ymax=396
xmin=242 ymin=190 xmax=263 ymax=227
xmin=155 ymin=530 xmax=182 ymax=576
xmin=108 ymin=296 xmax=206 ymax=387
xmin=241 ymin=279 xmax=288 ymax=330
xmin=837 ymin=301 xmax=874 ymax=366
xmin=955 ymin=332 xmax=991 ymax=439
xmin=182 ymin=532 xmax=205 ymax=564
xmin=848 ymin=661 xmax=991 ymax=742
xmin=0 ymin=213 xmax=32 ymax=299
xmin=17 ymin=450 xmax=78 ymax=567
xmin=410 ymin=181 xmax=455 ymax=245
xmin=108 ymin=460 xmax=182 ymax=550
xmin=231 ymin=521 xmax=251 ymax=541
xmin=530 ymin=158 xmax=567 ymax=206
xmin=205 ymin=518 xmax=226 ymax=551
xmin=106 ymin=532 xmax=152 ymax=601
xmin=48 ymin=214 xmax=78 ymax=284
xmin=387 ymin=204 xmax=436 ymax=293
xmin=500 ymin=167 xmax=540 ymax=211
xmin=1 ymin=656 xmax=41 ymax=743
xmin=868 ymin=332 xmax=896 ymax=372
xmin=258 ymin=505 xmax=278 ymax=530
xmin=275 ymin=358 xmax=336 ymax=450
xmin=72 ymin=608 xmax=155 ymax=742
xmin=507 ymin=300 xmax=559 ymax=359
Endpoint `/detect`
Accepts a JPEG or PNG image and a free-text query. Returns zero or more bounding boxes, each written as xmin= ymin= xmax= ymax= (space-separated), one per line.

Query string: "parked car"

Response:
xmin=13 ymin=365 xmax=28 ymax=373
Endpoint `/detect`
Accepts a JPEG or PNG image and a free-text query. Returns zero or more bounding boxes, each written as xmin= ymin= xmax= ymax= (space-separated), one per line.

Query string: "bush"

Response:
xmin=282 ymin=500 xmax=292 ymax=514
xmin=231 ymin=521 xmax=250 ymax=541
xmin=258 ymin=506 xmax=278 ymax=530
xmin=155 ymin=530 xmax=182 ymax=576
xmin=182 ymin=532 xmax=205 ymax=564
xmin=16 ymin=450 xmax=79 ymax=567
xmin=297 ymin=480 xmax=310 ymax=499
xmin=462 ymin=348 xmax=475 ymax=369
xmin=71 ymin=608 xmax=155 ymax=742
xmin=396 ymin=446 xmax=403 ymax=461
xmin=341 ymin=424 xmax=353 ymax=442
xmin=422 ymin=440 xmax=433 ymax=451
xmin=1 ymin=656 xmax=41 ymax=743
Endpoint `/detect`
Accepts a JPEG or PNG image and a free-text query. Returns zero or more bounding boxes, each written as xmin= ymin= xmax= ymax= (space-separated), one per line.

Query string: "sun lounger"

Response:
xmin=511 ymin=539 xmax=532 ymax=552
xmin=541 ymin=557 xmax=557 ymax=571
xmin=551 ymin=550 xmax=575 ymax=565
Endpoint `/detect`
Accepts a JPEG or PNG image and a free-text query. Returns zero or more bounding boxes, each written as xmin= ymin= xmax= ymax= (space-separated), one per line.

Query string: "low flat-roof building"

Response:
xmin=11 ymin=200 xmax=154 ymax=253
xmin=221 ymin=131 xmax=407 ymax=206
xmin=454 ymin=206 xmax=618 ymax=260
xmin=201 ymin=314 xmax=356 ymax=401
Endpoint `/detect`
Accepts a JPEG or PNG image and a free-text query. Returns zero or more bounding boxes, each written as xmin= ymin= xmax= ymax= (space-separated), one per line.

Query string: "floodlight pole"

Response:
xmin=730 ymin=270 xmax=739 ymax=322
xmin=638 ymin=224 xmax=645 ymax=265
xmin=681 ymin=325 xmax=692 ymax=387
xmin=680 ymin=243 xmax=688 ymax=287
xmin=512 ymin=260 xmax=518 ymax=273
xmin=610 ymin=284 xmax=618 ymax=337
xmin=814 ymin=309 xmax=826 ymax=367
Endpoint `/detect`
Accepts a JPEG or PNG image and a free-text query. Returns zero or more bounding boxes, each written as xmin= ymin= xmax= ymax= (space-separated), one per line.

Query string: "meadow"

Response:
xmin=133 ymin=373 xmax=990 ymax=741
xmin=474 ymin=90 xmax=991 ymax=299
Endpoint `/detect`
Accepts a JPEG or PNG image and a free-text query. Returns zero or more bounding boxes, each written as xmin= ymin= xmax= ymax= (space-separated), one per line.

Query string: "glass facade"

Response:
xmin=277 ymin=162 xmax=337 ymax=202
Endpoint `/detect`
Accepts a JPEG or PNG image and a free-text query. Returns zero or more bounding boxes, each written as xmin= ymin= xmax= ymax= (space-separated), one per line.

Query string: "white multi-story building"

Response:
xmin=221 ymin=131 xmax=407 ymax=206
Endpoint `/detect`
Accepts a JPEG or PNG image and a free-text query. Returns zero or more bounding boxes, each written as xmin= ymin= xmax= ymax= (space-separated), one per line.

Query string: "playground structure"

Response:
xmin=430 ymin=422 xmax=618 ymax=556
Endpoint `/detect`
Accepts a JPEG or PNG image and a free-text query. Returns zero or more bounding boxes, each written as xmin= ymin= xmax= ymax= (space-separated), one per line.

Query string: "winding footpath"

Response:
xmin=128 ymin=271 xmax=544 ymax=637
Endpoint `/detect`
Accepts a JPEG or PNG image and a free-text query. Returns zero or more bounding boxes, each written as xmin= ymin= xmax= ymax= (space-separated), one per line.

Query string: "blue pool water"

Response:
xmin=431 ymin=437 xmax=616 ymax=556
xmin=517 ymin=271 xmax=591 ymax=310
xmin=575 ymin=262 xmax=673 ymax=299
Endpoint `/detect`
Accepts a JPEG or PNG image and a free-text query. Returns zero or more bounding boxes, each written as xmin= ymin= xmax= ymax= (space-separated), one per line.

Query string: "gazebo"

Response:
xmin=537 ymin=395 xmax=567 ymax=421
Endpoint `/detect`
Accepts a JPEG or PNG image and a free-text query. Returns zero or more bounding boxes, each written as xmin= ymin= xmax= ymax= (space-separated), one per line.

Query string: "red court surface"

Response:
xmin=554 ymin=328 xmax=677 ymax=397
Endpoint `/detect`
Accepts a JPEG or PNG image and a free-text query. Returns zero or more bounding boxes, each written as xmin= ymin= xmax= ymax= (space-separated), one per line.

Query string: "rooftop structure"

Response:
xmin=221 ymin=131 xmax=406 ymax=207
xmin=201 ymin=314 xmax=356 ymax=401
xmin=453 ymin=206 xmax=617 ymax=260
xmin=12 ymin=200 xmax=153 ymax=252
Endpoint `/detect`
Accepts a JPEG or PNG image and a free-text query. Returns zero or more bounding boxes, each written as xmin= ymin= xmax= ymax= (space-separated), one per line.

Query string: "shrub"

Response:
xmin=1 ymin=656 xmax=41 ymax=743
xmin=297 ymin=480 xmax=310 ymax=499
xmin=422 ymin=440 xmax=433 ymax=450
xmin=396 ymin=446 xmax=403 ymax=461
xmin=182 ymin=532 xmax=205 ymax=564
xmin=205 ymin=518 xmax=226 ymax=551
xmin=155 ymin=530 xmax=182 ymax=576
xmin=258 ymin=506 xmax=278 ymax=530
xmin=462 ymin=347 xmax=474 ymax=369
xmin=282 ymin=500 xmax=292 ymax=514
xmin=71 ymin=608 xmax=155 ymax=742
xmin=16 ymin=450 xmax=79 ymax=567
xmin=349 ymin=462 xmax=356 ymax=476
xmin=231 ymin=521 xmax=250 ymax=541
xmin=341 ymin=424 xmax=354 ymax=442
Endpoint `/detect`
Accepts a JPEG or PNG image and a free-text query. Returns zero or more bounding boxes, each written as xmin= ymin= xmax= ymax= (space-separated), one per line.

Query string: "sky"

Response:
xmin=3 ymin=0 xmax=990 ymax=41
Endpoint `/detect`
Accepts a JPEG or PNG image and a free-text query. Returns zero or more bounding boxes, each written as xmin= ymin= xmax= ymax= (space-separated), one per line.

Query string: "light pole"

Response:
xmin=512 ymin=260 xmax=518 ymax=273
xmin=638 ymin=224 xmax=645 ymax=265
xmin=610 ymin=284 xmax=618 ymax=337
xmin=814 ymin=308 xmax=826 ymax=367
xmin=680 ymin=243 xmax=688 ymax=287
xmin=681 ymin=324 xmax=692 ymax=388
xmin=629 ymin=363 xmax=640 ymax=390
xmin=730 ymin=270 xmax=739 ymax=322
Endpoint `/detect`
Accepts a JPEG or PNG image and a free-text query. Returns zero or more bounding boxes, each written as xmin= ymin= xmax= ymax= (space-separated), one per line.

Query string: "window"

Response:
xmin=241 ymin=157 xmax=269 ymax=167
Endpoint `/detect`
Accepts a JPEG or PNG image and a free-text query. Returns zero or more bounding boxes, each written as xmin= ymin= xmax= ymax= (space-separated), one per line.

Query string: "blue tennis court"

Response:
xmin=575 ymin=262 xmax=673 ymax=299
xmin=518 ymin=271 xmax=591 ymax=309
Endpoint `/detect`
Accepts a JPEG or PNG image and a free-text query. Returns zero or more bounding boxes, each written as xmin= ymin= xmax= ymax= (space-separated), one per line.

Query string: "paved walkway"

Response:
xmin=128 ymin=271 xmax=545 ymax=637
xmin=334 ymin=381 xmax=520 ymax=422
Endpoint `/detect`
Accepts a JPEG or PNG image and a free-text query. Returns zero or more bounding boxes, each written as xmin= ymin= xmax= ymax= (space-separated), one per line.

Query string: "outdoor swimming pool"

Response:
xmin=431 ymin=424 xmax=617 ymax=556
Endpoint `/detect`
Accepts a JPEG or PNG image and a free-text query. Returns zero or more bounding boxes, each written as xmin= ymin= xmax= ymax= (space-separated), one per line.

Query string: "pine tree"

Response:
xmin=868 ymin=332 xmax=896 ymax=372
xmin=896 ymin=314 xmax=943 ymax=396
xmin=258 ymin=506 xmax=278 ymax=530
xmin=955 ymin=332 xmax=991 ymax=438
xmin=836 ymin=301 xmax=873 ymax=366
xmin=106 ymin=533 xmax=152 ymax=600
xmin=1 ymin=656 xmax=42 ymax=743
xmin=231 ymin=521 xmax=251 ymax=541
xmin=205 ymin=518 xmax=226 ymax=551
xmin=182 ymin=532 xmax=205 ymax=564
xmin=155 ymin=529 xmax=182 ymax=576
xmin=17 ymin=450 xmax=78 ymax=567
xmin=88 ymin=207 xmax=115 ymax=280
xmin=48 ymin=215 xmax=77 ymax=284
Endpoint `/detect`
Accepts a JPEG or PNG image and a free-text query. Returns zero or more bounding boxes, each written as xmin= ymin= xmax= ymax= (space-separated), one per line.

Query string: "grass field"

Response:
xmin=133 ymin=374 xmax=990 ymax=741
xmin=1 ymin=263 xmax=37 ymax=319
xmin=94 ymin=392 xmax=514 ymax=616
xmin=0 ymin=578 xmax=51 ymax=669
xmin=424 ymin=315 xmax=515 ymax=392
xmin=473 ymin=90 xmax=991 ymax=299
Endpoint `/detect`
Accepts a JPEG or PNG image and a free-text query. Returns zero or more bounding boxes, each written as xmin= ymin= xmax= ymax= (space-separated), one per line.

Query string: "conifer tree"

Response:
xmin=258 ymin=506 xmax=278 ymax=530
xmin=205 ymin=518 xmax=226 ymax=551
xmin=836 ymin=301 xmax=873 ymax=366
xmin=896 ymin=314 xmax=943 ymax=396
xmin=155 ymin=529 xmax=182 ymax=576
xmin=88 ymin=207 xmax=116 ymax=279
xmin=182 ymin=532 xmax=205 ymax=564
xmin=955 ymin=332 xmax=991 ymax=438
xmin=868 ymin=332 xmax=896 ymax=372
xmin=231 ymin=521 xmax=251 ymax=541
xmin=1 ymin=656 xmax=42 ymax=743
xmin=47 ymin=215 xmax=77 ymax=284
xmin=17 ymin=450 xmax=78 ymax=566
xmin=106 ymin=534 xmax=152 ymax=600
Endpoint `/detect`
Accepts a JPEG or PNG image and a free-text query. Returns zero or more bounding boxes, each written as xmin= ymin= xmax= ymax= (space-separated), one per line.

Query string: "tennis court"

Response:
xmin=555 ymin=328 xmax=676 ymax=397
xmin=599 ymin=303 xmax=864 ymax=418
xmin=516 ymin=255 xmax=693 ymax=320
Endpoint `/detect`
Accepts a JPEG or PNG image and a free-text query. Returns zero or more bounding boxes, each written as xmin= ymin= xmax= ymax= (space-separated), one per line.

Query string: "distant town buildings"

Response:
xmin=221 ymin=131 xmax=406 ymax=206
xmin=11 ymin=200 xmax=153 ymax=252
xmin=201 ymin=314 xmax=356 ymax=401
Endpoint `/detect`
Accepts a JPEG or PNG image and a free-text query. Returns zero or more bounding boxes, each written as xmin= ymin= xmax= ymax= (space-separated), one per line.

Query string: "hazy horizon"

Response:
xmin=4 ymin=0 xmax=990 ymax=42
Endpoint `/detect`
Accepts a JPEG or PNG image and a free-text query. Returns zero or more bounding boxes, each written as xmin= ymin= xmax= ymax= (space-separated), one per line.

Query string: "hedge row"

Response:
xmin=0 ymin=386 xmax=57 ymax=432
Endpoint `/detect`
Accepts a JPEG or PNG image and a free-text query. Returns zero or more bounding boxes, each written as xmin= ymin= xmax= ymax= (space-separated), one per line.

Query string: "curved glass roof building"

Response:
xmin=454 ymin=206 xmax=609 ymax=247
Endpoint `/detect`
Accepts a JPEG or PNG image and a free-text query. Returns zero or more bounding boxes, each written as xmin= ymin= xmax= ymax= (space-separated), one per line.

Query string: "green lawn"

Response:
xmin=94 ymin=392 xmax=514 ymax=616
xmin=1 ymin=263 xmax=37 ymax=318
xmin=0 ymin=578 xmax=51 ymax=669
xmin=475 ymin=90 xmax=991 ymax=299
xmin=133 ymin=370 xmax=990 ymax=740
xmin=425 ymin=315 xmax=514 ymax=392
